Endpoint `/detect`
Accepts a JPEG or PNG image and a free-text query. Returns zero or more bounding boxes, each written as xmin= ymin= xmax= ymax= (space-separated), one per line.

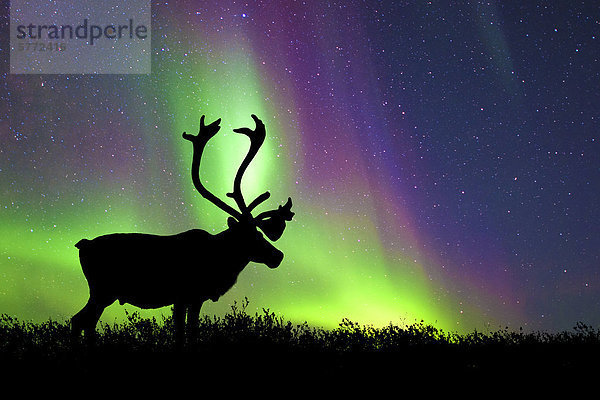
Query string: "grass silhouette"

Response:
xmin=2 ymin=299 xmax=599 ymax=384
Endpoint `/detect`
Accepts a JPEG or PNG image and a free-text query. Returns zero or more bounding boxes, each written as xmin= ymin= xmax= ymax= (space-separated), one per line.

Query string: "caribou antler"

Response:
xmin=255 ymin=197 xmax=294 ymax=241
xmin=227 ymin=114 xmax=271 ymax=216
xmin=183 ymin=114 xmax=292 ymax=237
xmin=183 ymin=115 xmax=243 ymax=220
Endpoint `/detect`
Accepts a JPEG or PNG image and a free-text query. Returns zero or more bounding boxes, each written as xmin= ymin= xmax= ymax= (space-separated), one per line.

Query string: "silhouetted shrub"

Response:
xmin=2 ymin=301 xmax=599 ymax=380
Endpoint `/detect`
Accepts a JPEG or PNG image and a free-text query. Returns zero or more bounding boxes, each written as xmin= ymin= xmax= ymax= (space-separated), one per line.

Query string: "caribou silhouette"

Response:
xmin=71 ymin=115 xmax=294 ymax=345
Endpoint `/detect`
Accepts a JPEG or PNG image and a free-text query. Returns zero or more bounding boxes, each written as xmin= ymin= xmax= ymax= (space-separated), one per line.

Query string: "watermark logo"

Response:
xmin=10 ymin=0 xmax=151 ymax=74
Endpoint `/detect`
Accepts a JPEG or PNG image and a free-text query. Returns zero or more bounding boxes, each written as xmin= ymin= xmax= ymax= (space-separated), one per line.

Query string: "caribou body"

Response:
xmin=71 ymin=115 xmax=294 ymax=345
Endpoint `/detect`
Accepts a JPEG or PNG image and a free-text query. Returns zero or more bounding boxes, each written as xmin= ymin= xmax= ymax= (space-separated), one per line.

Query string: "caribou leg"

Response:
xmin=173 ymin=303 xmax=186 ymax=349
xmin=186 ymin=302 xmax=203 ymax=343
xmin=71 ymin=295 xmax=110 ymax=345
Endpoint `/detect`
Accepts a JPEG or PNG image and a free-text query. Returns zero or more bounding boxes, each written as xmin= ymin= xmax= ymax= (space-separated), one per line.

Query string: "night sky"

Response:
xmin=1 ymin=1 xmax=599 ymax=333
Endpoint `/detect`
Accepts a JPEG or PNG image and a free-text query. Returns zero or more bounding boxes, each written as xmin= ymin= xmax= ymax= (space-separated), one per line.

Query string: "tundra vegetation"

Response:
xmin=2 ymin=299 xmax=599 ymax=382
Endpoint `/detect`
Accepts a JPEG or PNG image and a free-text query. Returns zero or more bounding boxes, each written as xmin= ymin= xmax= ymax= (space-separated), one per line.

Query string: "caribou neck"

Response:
xmin=214 ymin=228 xmax=254 ymax=270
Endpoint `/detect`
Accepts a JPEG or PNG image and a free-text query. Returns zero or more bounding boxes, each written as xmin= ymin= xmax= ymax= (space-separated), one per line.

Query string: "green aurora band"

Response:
xmin=0 ymin=36 xmax=513 ymax=334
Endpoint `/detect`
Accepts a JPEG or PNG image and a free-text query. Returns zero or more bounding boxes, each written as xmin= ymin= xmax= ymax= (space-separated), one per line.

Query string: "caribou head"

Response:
xmin=182 ymin=114 xmax=294 ymax=266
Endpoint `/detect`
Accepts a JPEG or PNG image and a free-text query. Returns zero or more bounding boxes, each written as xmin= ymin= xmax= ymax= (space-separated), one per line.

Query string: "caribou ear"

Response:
xmin=227 ymin=217 xmax=238 ymax=228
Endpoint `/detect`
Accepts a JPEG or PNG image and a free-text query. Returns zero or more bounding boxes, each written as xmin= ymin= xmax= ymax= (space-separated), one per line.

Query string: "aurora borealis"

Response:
xmin=1 ymin=1 xmax=599 ymax=334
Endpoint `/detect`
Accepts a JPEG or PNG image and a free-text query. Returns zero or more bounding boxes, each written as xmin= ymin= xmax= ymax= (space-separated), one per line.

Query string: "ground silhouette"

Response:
xmin=2 ymin=306 xmax=599 ymax=387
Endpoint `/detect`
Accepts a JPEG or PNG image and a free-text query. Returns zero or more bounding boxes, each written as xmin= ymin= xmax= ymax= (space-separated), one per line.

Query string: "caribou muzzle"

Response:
xmin=266 ymin=248 xmax=284 ymax=269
